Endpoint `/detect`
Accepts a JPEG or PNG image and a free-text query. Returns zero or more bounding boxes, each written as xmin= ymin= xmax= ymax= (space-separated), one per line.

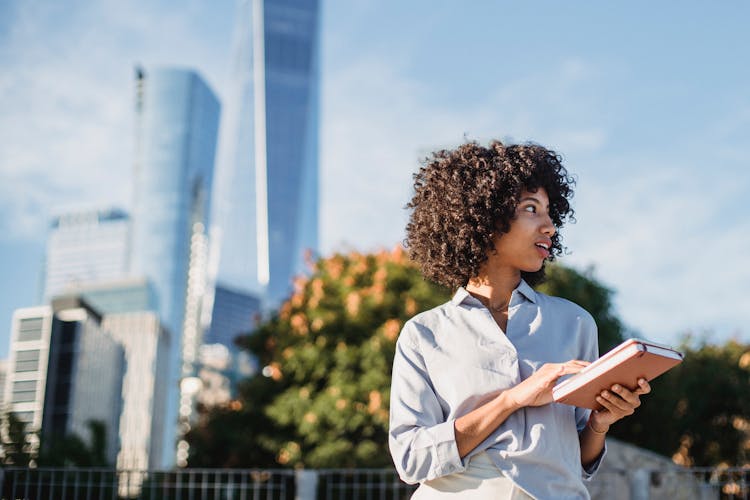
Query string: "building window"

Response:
xmin=12 ymin=380 xmax=37 ymax=403
xmin=13 ymin=411 xmax=34 ymax=424
xmin=17 ymin=318 xmax=44 ymax=342
xmin=14 ymin=350 xmax=40 ymax=373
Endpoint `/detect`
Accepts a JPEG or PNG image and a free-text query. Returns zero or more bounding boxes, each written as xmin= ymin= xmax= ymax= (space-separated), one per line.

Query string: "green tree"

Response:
xmin=188 ymin=247 xmax=450 ymax=468
xmin=36 ymin=420 xmax=111 ymax=467
xmin=609 ymin=337 xmax=750 ymax=466
xmin=186 ymin=375 xmax=283 ymax=467
xmin=0 ymin=410 xmax=33 ymax=466
xmin=187 ymin=251 xmax=627 ymax=468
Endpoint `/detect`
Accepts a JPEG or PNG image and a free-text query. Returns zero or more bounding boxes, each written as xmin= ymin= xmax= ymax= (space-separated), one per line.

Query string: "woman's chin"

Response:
xmin=523 ymin=262 xmax=545 ymax=273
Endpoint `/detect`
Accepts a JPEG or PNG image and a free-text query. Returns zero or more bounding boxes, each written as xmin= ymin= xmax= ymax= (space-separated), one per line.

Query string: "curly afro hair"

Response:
xmin=405 ymin=140 xmax=575 ymax=289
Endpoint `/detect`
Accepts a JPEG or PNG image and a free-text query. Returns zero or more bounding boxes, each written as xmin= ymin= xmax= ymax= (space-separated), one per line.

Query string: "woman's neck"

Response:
xmin=465 ymin=266 xmax=521 ymax=313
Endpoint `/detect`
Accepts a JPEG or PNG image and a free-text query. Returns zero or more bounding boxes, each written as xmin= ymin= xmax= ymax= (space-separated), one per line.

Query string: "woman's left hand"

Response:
xmin=588 ymin=378 xmax=651 ymax=432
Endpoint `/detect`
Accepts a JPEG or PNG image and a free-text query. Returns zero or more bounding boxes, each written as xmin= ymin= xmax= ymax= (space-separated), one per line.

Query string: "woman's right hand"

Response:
xmin=507 ymin=360 xmax=590 ymax=408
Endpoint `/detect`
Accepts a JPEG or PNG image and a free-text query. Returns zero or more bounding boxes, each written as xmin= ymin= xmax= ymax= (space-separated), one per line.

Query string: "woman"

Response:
xmin=389 ymin=140 xmax=650 ymax=499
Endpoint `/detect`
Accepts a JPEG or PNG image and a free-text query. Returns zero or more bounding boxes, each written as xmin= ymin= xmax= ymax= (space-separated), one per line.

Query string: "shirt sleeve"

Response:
xmin=576 ymin=312 xmax=607 ymax=480
xmin=388 ymin=324 xmax=465 ymax=484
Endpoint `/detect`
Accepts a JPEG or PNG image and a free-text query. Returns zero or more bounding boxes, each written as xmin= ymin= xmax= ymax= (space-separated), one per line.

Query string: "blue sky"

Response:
xmin=1 ymin=0 xmax=749 ymax=358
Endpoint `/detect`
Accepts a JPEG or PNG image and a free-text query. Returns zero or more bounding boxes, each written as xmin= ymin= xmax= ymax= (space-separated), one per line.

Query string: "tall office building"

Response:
xmin=0 ymin=359 xmax=7 ymax=407
xmin=45 ymin=297 xmax=124 ymax=465
xmin=131 ymin=67 xmax=220 ymax=466
xmin=44 ymin=208 xmax=130 ymax=300
xmin=79 ymin=279 xmax=170 ymax=475
xmin=199 ymin=284 xmax=260 ymax=406
xmin=3 ymin=306 xmax=53 ymax=437
xmin=204 ymin=284 xmax=261 ymax=348
xmin=4 ymin=299 xmax=124 ymax=464
xmin=212 ymin=0 xmax=321 ymax=305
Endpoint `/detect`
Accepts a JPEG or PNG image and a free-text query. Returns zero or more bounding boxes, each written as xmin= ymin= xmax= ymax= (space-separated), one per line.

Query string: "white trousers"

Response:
xmin=411 ymin=453 xmax=535 ymax=499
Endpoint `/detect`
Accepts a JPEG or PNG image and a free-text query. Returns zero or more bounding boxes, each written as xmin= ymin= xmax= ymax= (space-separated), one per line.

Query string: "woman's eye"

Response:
xmin=523 ymin=205 xmax=536 ymax=213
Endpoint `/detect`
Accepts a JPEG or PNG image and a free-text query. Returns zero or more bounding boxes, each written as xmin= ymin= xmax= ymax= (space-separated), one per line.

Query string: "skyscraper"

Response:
xmin=204 ymin=284 xmax=260 ymax=348
xmin=131 ymin=67 xmax=220 ymax=467
xmin=200 ymin=283 xmax=260 ymax=406
xmin=43 ymin=208 xmax=131 ymax=300
xmin=212 ymin=0 xmax=320 ymax=305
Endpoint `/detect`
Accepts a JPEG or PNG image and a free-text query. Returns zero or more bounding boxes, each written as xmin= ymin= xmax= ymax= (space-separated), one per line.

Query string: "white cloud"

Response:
xmin=0 ymin=0 xmax=233 ymax=241
xmin=563 ymin=162 xmax=749 ymax=342
xmin=321 ymin=52 xmax=748 ymax=344
xmin=320 ymin=56 xmax=613 ymax=254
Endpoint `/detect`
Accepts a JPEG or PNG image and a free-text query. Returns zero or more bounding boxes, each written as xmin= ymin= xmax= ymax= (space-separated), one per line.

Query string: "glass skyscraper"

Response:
xmin=212 ymin=0 xmax=320 ymax=305
xmin=204 ymin=284 xmax=261 ymax=348
xmin=131 ymin=67 xmax=220 ymax=467
xmin=44 ymin=208 xmax=131 ymax=300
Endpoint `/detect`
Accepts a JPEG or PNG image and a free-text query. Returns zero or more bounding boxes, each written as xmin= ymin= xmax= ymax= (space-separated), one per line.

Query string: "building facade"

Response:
xmin=44 ymin=208 xmax=130 ymax=301
xmin=204 ymin=284 xmax=261 ymax=348
xmin=80 ymin=279 xmax=170 ymax=473
xmin=3 ymin=306 xmax=54 ymax=438
xmin=45 ymin=297 xmax=124 ymax=466
xmin=4 ymin=299 xmax=124 ymax=465
xmin=212 ymin=0 xmax=321 ymax=305
xmin=131 ymin=66 xmax=221 ymax=466
xmin=199 ymin=284 xmax=260 ymax=407
xmin=0 ymin=359 xmax=7 ymax=407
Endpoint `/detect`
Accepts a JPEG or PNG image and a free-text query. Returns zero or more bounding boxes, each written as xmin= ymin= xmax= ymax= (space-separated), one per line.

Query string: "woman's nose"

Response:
xmin=542 ymin=214 xmax=556 ymax=236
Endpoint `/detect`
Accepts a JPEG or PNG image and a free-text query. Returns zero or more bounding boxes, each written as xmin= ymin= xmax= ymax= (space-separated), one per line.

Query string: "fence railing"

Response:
xmin=680 ymin=467 xmax=750 ymax=499
xmin=316 ymin=469 xmax=416 ymax=500
xmin=0 ymin=468 xmax=298 ymax=500
xmin=1 ymin=465 xmax=748 ymax=500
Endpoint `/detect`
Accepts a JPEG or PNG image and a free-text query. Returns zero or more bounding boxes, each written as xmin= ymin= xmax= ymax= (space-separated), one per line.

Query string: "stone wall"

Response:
xmin=586 ymin=438 xmax=717 ymax=499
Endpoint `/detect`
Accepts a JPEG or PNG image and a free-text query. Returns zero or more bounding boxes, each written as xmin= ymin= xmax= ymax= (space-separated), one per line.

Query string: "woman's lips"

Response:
xmin=535 ymin=244 xmax=550 ymax=258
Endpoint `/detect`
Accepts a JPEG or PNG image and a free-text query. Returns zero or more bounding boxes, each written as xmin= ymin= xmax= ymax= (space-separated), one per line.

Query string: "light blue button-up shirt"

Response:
xmin=389 ymin=280 xmax=605 ymax=499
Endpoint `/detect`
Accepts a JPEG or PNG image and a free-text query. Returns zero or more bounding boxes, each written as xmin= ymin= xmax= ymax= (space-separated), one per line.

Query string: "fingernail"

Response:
xmin=613 ymin=385 xmax=620 ymax=391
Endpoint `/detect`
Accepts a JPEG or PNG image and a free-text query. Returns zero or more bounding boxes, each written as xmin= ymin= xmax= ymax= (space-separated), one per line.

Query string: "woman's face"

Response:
xmin=491 ymin=187 xmax=556 ymax=274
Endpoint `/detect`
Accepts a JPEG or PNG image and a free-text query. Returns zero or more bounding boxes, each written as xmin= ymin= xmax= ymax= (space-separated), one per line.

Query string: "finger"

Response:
xmin=598 ymin=390 xmax=634 ymax=415
xmin=566 ymin=359 xmax=591 ymax=367
xmin=595 ymin=394 xmax=629 ymax=417
xmin=560 ymin=360 xmax=590 ymax=375
xmin=610 ymin=384 xmax=642 ymax=408
xmin=635 ymin=378 xmax=651 ymax=394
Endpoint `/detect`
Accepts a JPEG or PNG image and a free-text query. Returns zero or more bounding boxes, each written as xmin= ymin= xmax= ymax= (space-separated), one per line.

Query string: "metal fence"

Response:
xmin=0 ymin=468 xmax=297 ymax=500
xmin=681 ymin=467 xmax=750 ymax=499
xmin=1 ymin=465 xmax=748 ymax=500
xmin=316 ymin=469 xmax=416 ymax=500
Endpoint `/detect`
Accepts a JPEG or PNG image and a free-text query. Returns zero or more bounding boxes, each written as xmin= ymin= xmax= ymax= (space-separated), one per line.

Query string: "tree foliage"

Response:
xmin=0 ymin=410 xmax=33 ymax=466
xmin=187 ymin=251 xmax=631 ymax=468
xmin=1 ymin=413 xmax=109 ymax=467
xmin=188 ymin=247 xmax=450 ymax=468
xmin=37 ymin=420 xmax=110 ymax=467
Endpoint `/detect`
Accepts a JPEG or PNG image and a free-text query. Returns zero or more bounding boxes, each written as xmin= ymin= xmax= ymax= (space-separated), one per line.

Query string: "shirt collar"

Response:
xmin=516 ymin=279 xmax=537 ymax=304
xmin=452 ymin=279 xmax=537 ymax=306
